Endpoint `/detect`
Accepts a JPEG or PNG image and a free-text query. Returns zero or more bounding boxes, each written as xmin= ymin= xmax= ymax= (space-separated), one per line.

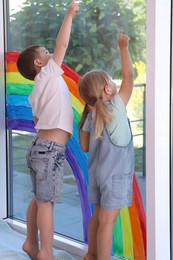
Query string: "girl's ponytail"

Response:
xmin=95 ymin=98 xmax=112 ymax=139
xmin=78 ymin=70 xmax=114 ymax=139
xmin=78 ymin=103 xmax=91 ymax=133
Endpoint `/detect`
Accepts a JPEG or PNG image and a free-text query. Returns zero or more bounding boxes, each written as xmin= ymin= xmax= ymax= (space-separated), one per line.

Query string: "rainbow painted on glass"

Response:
xmin=6 ymin=52 xmax=146 ymax=260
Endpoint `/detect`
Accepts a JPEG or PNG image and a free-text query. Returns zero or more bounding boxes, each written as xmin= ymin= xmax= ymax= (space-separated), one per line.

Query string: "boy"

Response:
xmin=17 ymin=1 xmax=79 ymax=260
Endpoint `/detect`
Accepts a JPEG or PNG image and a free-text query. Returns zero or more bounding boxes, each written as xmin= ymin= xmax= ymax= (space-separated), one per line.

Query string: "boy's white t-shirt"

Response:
xmin=28 ymin=58 xmax=73 ymax=134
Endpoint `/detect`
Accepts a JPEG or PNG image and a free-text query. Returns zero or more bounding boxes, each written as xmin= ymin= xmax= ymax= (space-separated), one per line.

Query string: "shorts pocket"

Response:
xmin=26 ymin=153 xmax=31 ymax=169
xmin=112 ymin=172 xmax=132 ymax=199
xmin=30 ymin=157 xmax=49 ymax=182
xmin=55 ymin=152 xmax=65 ymax=166
xmin=26 ymin=148 xmax=32 ymax=168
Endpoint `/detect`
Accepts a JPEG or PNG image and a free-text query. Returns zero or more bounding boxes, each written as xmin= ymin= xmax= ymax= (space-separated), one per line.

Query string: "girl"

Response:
xmin=78 ymin=32 xmax=134 ymax=260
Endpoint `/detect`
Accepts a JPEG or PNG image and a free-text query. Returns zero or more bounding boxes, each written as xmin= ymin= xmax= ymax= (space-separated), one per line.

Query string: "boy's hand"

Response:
xmin=67 ymin=0 xmax=80 ymax=18
xmin=118 ymin=32 xmax=129 ymax=49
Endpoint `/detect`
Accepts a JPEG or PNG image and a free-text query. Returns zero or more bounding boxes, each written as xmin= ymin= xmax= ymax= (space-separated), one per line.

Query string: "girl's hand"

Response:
xmin=118 ymin=32 xmax=129 ymax=49
xmin=67 ymin=0 xmax=80 ymax=18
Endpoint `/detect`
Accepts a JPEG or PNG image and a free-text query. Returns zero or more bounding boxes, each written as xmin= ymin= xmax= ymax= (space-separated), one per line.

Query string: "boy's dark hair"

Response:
xmin=17 ymin=45 xmax=44 ymax=80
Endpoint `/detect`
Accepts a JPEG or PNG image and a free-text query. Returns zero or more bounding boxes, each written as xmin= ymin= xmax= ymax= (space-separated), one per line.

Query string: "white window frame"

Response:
xmin=0 ymin=0 xmax=7 ymax=219
xmin=146 ymin=0 xmax=171 ymax=259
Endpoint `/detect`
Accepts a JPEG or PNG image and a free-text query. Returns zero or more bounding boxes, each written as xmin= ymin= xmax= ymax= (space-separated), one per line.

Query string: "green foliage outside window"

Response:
xmin=10 ymin=0 xmax=146 ymax=79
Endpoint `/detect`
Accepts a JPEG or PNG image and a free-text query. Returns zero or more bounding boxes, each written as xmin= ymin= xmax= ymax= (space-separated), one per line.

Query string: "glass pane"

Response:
xmin=12 ymin=130 xmax=83 ymax=241
xmin=9 ymin=0 xmax=146 ymax=78
xmin=54 ymin=164 xmax=83 ymax=240
xmin=7 ymin=0 xmax=146 ymax=258
xmin=12 ymin=131 xmax=33 ymax=219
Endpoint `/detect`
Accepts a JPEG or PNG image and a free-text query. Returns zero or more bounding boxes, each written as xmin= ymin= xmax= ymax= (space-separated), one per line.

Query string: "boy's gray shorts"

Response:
xmin=26 ymin=137 xmax=66 ymax=204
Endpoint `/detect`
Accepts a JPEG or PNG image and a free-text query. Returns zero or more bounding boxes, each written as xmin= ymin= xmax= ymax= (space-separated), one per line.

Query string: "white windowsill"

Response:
xmin=5 ymin=218 xmax=123 ymax=260
xmin=5 ymin=218 xmax=87 ymax=260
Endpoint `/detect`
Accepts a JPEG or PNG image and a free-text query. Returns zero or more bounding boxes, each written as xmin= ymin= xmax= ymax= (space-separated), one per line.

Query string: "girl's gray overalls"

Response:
xmin=88 ymin=121 xmax=134 ymax=209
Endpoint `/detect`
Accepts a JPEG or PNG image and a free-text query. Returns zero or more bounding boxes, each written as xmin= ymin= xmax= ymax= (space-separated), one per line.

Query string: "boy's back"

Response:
xmin=29 ymin=57 xmax=73 ymax=144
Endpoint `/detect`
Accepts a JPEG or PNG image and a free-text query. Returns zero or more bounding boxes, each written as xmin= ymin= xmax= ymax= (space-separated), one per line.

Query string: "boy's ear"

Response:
xmin=34 ymin=59 xmax=42 ymax=67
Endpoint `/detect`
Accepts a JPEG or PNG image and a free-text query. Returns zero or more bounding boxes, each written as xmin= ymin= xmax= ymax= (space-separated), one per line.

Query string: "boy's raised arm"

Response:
xmin=53 ymin=0 xmax=79 ymax=66
xmin=118 ymin=32 xmax=134 ymax=106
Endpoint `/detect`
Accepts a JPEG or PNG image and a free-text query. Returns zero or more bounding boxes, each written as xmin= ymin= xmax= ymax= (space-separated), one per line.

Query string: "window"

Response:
xmin=6 ymin=0 xmax=146 ymax=258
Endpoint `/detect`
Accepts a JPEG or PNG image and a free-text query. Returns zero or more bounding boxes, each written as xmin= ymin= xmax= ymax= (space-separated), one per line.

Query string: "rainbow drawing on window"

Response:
xmin=6 ymin=52 xmax=146 ymax=260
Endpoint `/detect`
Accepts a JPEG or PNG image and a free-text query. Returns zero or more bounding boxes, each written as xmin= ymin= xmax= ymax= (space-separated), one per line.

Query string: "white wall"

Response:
xmin=146 ymin=0 xmax=171 ymax=259
xmin=0 ymin=0 xmax=7 ymax=218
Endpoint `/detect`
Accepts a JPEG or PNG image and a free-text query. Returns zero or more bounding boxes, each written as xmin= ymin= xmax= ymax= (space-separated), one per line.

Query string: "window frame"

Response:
xmin=0 ymin=0 xmax=7 ymax=219
xmin=146 ymin=0 xmax=172 ymax=259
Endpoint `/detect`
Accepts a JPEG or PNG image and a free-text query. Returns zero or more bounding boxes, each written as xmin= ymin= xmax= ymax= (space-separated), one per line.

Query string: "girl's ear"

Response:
xmin=104 ymin=85 xmax=111 ymax=95
xmin=34 ymin=59 xmax=42 ymax=67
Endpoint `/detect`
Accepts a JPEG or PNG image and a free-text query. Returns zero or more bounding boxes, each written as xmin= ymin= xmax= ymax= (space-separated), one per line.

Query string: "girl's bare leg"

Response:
xmin=97 ymin=208 xmax=120 ymax=260
xmin=36 ymin=200 xmax=54 ymax=260
xmin=84 ymin=204 xmax=100 ymax=260
xmin=22 ymin=197 xmax=39 ymax=260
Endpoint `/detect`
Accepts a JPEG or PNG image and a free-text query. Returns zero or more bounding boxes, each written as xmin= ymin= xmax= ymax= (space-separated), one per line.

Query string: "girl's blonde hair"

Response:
xmin=78 ymin=70 xmax=114 ymax=139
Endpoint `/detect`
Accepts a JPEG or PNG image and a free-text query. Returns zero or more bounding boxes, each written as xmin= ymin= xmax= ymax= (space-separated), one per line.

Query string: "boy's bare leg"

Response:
xmin=22 ymin=197 xmax=39 ymax=260
xmin=37 ymin=200 xmax=54 ymax=260
xmin=84 ymin=204 xmax=100 ymax=260
xmin=97 ymin=208 xmax=120 ymax=260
